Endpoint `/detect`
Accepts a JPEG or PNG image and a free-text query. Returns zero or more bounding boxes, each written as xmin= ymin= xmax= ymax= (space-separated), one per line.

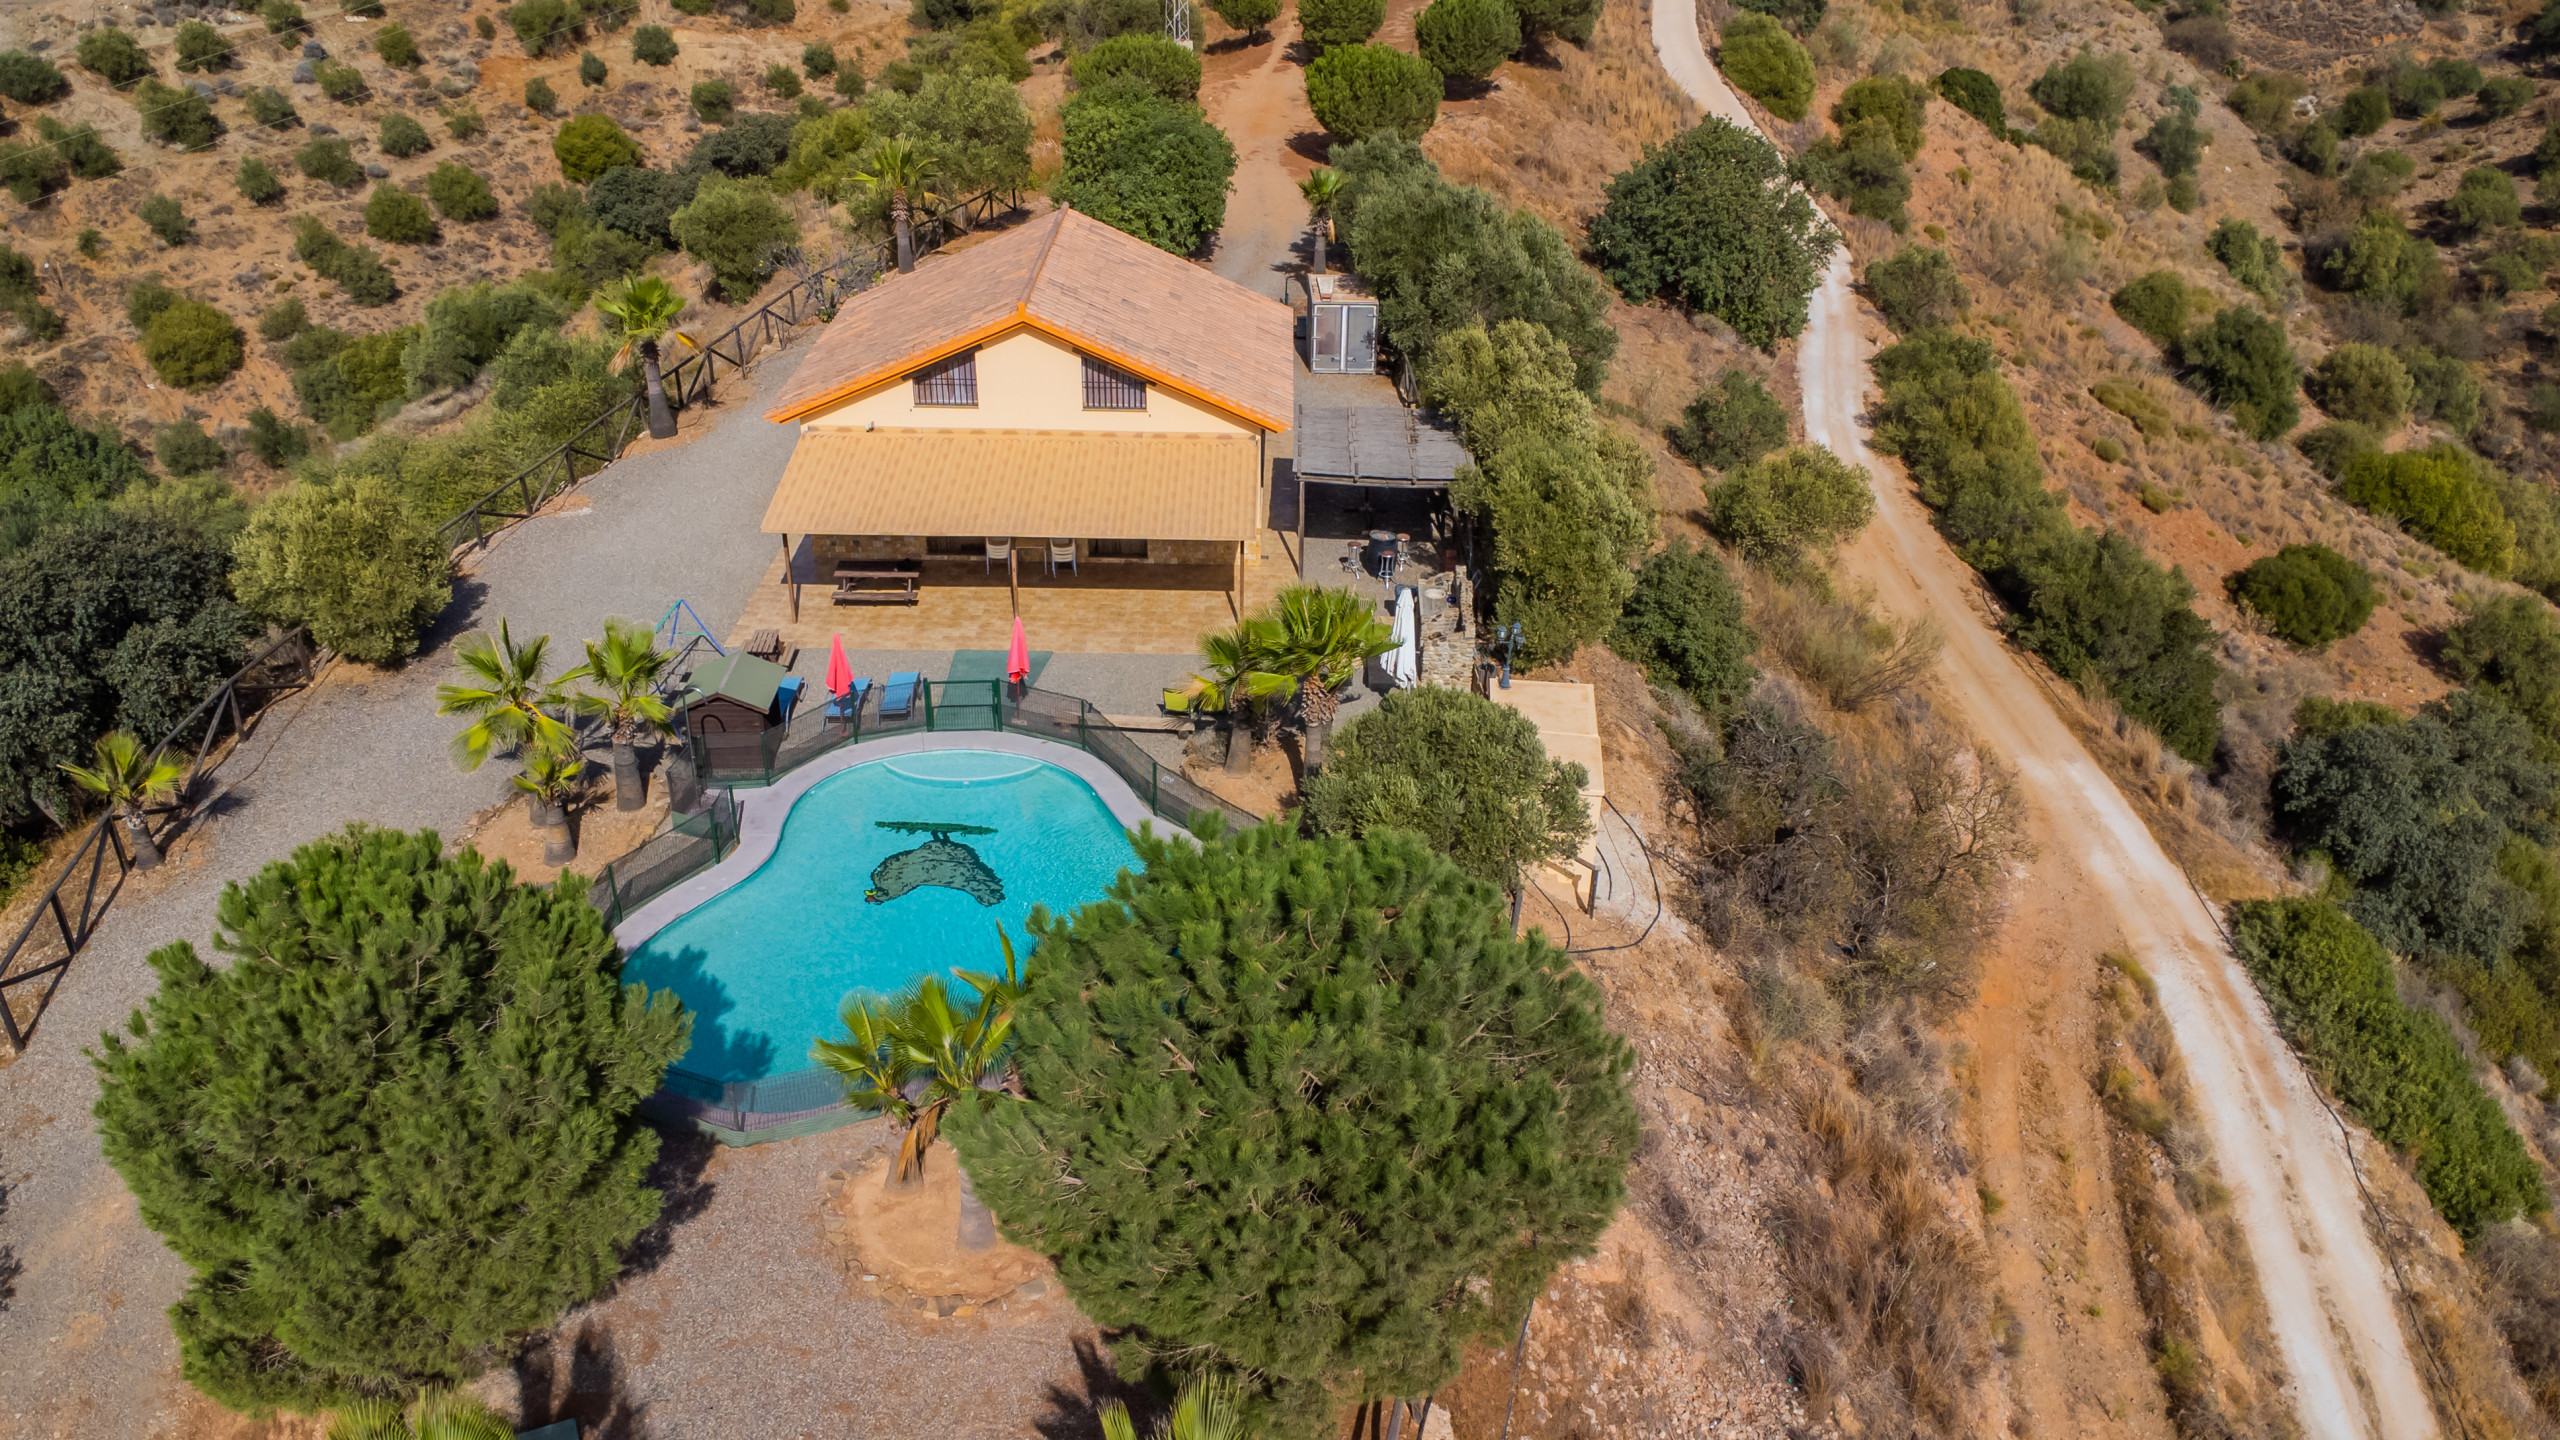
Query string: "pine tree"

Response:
xmin=946 ymin=822 xmax=1639 ymax=1440
xmin=91 ymin=825 xmax=690 ymax=1415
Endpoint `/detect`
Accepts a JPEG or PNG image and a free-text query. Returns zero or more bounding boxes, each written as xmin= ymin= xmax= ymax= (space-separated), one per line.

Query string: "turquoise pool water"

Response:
xmin=625 ymin=749 xmax=1141 ymax=1085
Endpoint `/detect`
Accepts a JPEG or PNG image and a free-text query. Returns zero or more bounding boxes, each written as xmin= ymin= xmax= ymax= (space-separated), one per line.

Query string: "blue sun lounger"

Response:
xmin=880 ymin=671 xmax=921 ymax=720
xmin=828 ymin=677 xmax=873 ymax=721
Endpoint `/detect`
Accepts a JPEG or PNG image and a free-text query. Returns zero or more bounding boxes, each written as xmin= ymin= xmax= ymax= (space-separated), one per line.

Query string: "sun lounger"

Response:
xmin=775 ymin=676 xmax=805 ymax=719
xmin=880 ymin=672 xmax=921 ymax=719
xmin=828 ymin=677 xmax=873 ymax=720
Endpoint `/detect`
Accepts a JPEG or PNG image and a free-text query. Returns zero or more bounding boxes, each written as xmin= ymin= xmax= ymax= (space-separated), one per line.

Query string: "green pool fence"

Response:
xmin=591 ymin=679 xmax=1254 ymax=1143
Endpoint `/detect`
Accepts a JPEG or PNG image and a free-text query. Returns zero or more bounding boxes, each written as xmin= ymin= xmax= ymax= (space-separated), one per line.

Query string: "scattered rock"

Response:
xmin=1014 ymin=1277 xmax=1046 ymax=1299
xmin=363 ymin=162 xmax=389 ymax=178
xmin=292 ymin=58 xmax=315 ymax=82
xmin=309 ymin=121 xmax=336 ymax=135
xmin=232 ymin=265 xmax=264 ymax=291
xmin=449 ymin=58 xmax=479 ymax=81
xmin=301 ymin=39 xmax=326 ymax=57
xmin=134 ymin=12 xmax=155 ymax=23
xmin=185 ymin=79 xmax=215 ymax=97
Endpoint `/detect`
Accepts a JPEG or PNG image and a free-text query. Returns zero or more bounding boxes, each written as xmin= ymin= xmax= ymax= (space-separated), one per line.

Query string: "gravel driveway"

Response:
xmin=0 ymin=340 xmax=1117 ymax=1440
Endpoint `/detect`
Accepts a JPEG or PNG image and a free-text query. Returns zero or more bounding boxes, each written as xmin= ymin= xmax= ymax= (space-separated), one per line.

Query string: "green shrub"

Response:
xmin=244 ymin=406 xmax=309 ymax=467
xmin=2090 ymin=378 xmax=2172 ymax=438
xmin=402 ymin=280 xmax=569 ymax=397
xmin=133 ymin=78 xmax=221 ymax=149
xmin=446 ymin=105 xmax=485 ymax=140
xmin=258 ymin=296 xmax=309 ymax=342
xmin=244 ymin=85 xmax=298 ymax=126
xmin=76 ymin=28 xmax=153 ymax=85
xmin=762 ymin=62 xmax=802 ymax=99
xmin=1716 ymin=13 xmax=1813 ymax=122
xmin=172 ymin=20 xmax=227 ymax=73
xmin=579 ymin=50 xmax=607 ymax=86
xmin=586 ymin=164 xmax=700 ymax=245
xmin=1210 ymin=0 xmax=1282 ymax=35
xmin=2179 ymin=306 xmax=2301 ymax=440
xmin=1935 ymin=66 xmax=2007 ymax=138
xmin=2324 ymin=211 xmax=2438 ymax=312
xmin=504 ymin=0 xmax=579 ymax=56
xmin=2229 ymin=899 xmax=2542 ymax=1235
xmin=1301 ymin=690 xmax=1594 ymax=886
xmin=1589 ymin=118 xmax=1835 ymax=348
xmin=0 ymin=49 xmax=71 ymax=104
xmin=2448 ymin=166 xmax=2522 ymax=237
xmin=1054 ymin=85 xmax=1235 ymax=255
xmin=1299 ymin=0 xmax=1386 ymax=50
xmin=1674 ymin=368 xmax=1786 ymax=471
xmin=1511 ymin=0 xmax=1598 ymax=43
xmin=364 ymin=184 xmax=439 ymax=244
xmin=1337 ymin=139 xmax=1614 ymax=391
xmin=1456 ymin=429 xmax=1656 ymax=663
xmin=154 ymin=419 xmax=225 ymax=477
xmin=2307 ymin=343 xmax=2411 ymax=431
xmin=263 ymin=0 xmax=308 ymax=31
xmin=669 ymin=174 xmax=800 ymax=298
xmin=803 ymin=39 xmax=838 ymax=76
xmin=25 ymin=116 xmax=116 ymax=184
xmin=2228 ymin=543 xmax=2374 ymax=646
xmin=1612 ymin=536 xmax=1758 ymax=713
xmin=554 ymin=113 xmax=643 ymax=181
xmin=375 ymin=21 xmax=421 ymax=69
xmin=2478 ymin=76 xmax=2535 ymax=120
xmin=631 ymin=24 xmax=677 ymax=64
xmin=473 ymin=11 xmax=496 ymax=37
xmin=2338 ymin=84 xmax=2388 ymax=135
xmin=2387 ymin=59 xmax=2448 ymax=117
xmin=1708 ymin=444 xmax=1873 ymax=570
xmin=1305 ymin=42 xmax=1439 ymax=141
xmin=2031 ymin=50 xmax=2134 ymax=128
xmin=2400 ymin=346 xmax=2481 ymax=434
xmin=141 ymin=298 xmax=246 ymax=389
xmin=1071 ymin=32 xmax=1203 ymax=101
xmin=428 ymin=162 xmax=499 ymax=221
xmin=0 ymin=137 xmax=68 ymax=203
xmin=312 ymin=59 xmax=365 ymax=102
xmin=2136 ymin=110 xmax=2205 ymax=179
xmin=2338 ymin=444 xmax=2513 ymax=573
xmin=139 ymin=193 xmax=193 ymax=246
xmin=2224 ymin=69 xmax=2305 ymax=132
xmin=292 ymin=214 xmax=400 ymax=305
xmin=2109 ymin=270 xmax=2195 ymax=347
xmin=379 ymin=112 xmax=433 ymax=159
xmin=682 ymin=113 xmax=797 ymax=176
xmin=1416 ymin=0 xmax=1520 ymax=83
xmin=858 ymin=71 xmax=1035 ymax=191
xmin=2206 ymin=217 xmax=2285 ymax=302
xmin=525 ymin=75 xmax=559 ymax=115
xmin=1801 ymin=114 xmax=1913 ymax=226
xmin=2444 ymin=594 xmax=2560 ymax=744
xmin=91 ymin=826 xmax=685 ymax=1411
xmin=290 ymin=325 xmax=418 ymax=435
xmin=126 ymin=278 xmax=181 ymax=329
xmin=1866 ymin=245 xmax=1967 ymax=333
xmin=743 ymin=0 xmax=796 ymax=24
xmin=2295 ymin=421 xmax=2378 ymax=479
xmin=296 ymin=137 xmax=362 ymax=187
xmin=1832 ymin=74 xmax=1927 ymax=160
xmin=0 ymin=360 xmax=58 ymax=412
xmin=689 ymin=78 xmax=735 ymax=123
xmin=2027 ymin=112 xmax=2120 ymax=188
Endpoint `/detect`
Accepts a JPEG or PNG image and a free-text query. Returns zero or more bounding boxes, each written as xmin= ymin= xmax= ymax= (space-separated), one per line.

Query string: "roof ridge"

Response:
xmin=1018 ymin=207 xmax=1071 ymax=317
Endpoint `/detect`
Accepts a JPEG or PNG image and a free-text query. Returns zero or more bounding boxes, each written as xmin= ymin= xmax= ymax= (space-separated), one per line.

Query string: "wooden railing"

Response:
xmin=0 ymin=628 xmax=323 ymax=1054
xmin=434 ymin=186 xmax=1029 ymax=557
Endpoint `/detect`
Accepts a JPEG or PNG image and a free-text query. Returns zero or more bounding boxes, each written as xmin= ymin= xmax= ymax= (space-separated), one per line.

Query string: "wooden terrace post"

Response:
xmin=1008 ymin=542 xmax=1019 ymax=618
xmin=781 ymin=533 xmax=799 ymax=622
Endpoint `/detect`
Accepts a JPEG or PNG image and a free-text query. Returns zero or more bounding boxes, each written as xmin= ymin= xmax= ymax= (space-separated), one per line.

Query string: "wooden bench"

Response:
xmin=834 ymin=560 xmax=921 ymax=606
xmin=744 ymin=628 xmax=784 ymax=661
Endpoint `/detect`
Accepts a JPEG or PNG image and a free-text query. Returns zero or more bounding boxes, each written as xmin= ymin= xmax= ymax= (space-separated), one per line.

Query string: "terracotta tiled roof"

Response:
xmin=762 ymin=208 xmax=1295 ymax=431
xmin=758 ymin=428 xmax=1261 ymax=541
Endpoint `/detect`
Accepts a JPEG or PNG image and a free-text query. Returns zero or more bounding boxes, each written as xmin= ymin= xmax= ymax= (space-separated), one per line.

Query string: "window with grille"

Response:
xmin=1087 ymin=538 xmax=1148 ymax=559
xmin=1081 ymin=354 xmax=1147 ymax=410
xmin=911 ymin=350 xmax=979 ymax=406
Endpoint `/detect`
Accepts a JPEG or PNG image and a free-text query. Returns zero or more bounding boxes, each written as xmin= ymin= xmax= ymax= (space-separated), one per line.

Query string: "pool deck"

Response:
xmin=609 ymin=731 xmax=1174 ymax=952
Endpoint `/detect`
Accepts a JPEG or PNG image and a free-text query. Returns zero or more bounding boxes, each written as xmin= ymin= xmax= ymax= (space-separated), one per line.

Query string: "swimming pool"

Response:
xmin=623 ymin=748 xmax=1141 ymax=1086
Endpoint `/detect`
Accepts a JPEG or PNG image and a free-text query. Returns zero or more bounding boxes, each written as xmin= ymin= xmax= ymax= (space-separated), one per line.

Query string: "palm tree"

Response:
xmin=1270 ymin=585 xmax=1394 ymax=771
xmin=510 ymin=737 xmax=584 ymax=865
xmin=563 ymin=617 xmax=674 ymax=811
xmin=328 ymin=1387 xmax=513 ymax=1440
xmin=813 ymin=927 xmax=1030 ymax=1187
xmin=596 ymin=274 xmax=697 ymax=439
xmin=1299 ymin=167 xmax=1344 ymax=277
xmin=1100 ymin=1374 xmax=1252 ymax=1440
xmin=60 ymin=731 xmax=186 ymax=871
xmin=1185 ymin=620 xmax=1295 ymax=775
xmin=856 ymin=137 xmax=939 ymax=274
xmin=435 ymin=619 xmax=574 ymax=773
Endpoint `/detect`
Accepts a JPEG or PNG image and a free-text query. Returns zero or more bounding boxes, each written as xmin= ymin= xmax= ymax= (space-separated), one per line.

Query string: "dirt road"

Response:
xmin=1647 ymin=2 xmax=2436 ymax=1436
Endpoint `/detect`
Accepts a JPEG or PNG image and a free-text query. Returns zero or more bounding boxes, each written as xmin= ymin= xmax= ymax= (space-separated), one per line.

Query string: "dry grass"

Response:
xmin=1773 ymin=1075 xmax=1994 ymax=1437
xmin=1753 ymin=576 xmax=1943 ymax=714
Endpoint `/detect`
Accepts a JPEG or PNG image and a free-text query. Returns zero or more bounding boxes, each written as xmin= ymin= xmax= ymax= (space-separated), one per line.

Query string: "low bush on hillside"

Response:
xmin=1716 ymin=13 xmax=1812 ymax=121
xmin=141 ymin=297 xmax=244 ymax=389
xmin=133 ymin=78 xmax=221 ymax=149
xmin=0 ymin=48 xmax=70 ymax=104
xmin=1612 ymin=537 xmax=1758 ymax=715
xmin=1797 ymin=114 xmax=1913 ymax=229
xmin=1302 ymin=688 xmax=1592 ymax=886
xmin=291 ymin=214 xmax=398 ymax=306
xmin=555 ymin=113 xmax=643 ymax=182
xmin=1416 ymin=0 xmax=1520 ymax=83
xmin=1866 ymin=246 xmax=1967 ymax=334
xmin=1590 ymin=118 xmax=1836 ymax=348
xmin=1934 ymin=65 xmax=2007 ymax=138
xmin=1298 ymin=0 xmax=1386 ymax=50
xmin=1674 ymin=368 xmax=1786 ymax=471
xmin=668 ymin=175 xmax=799 ymax=299
xmin=2110 ymin=270 xmax=2197 ymax=347
xmin=235 ymin=155 xmax=284 ymax=205
xmin=1708 ymin=445 xmax=1873 ymax=572
xmin=2230 ymin=898 xmax=2542 ymax=1235
xmin=2179 ymin=307 xmax=2301 ymax=440
xmin=631 ymin=23 xmax=677 ymax=63
xmin=2307 ymin=343 xmax=2411 ymax=432
xmin=364 ymin=185 xmax=439 ymax=245
xmin=75 ymin=27 xmax=154 ymax=85
xmin=2206 ymin=217 xmax=2286 ymax=302
xmin=2337 ymin=444 xmax=2513 ymax=574
xmin=1070 ymin=32 xmax=1200 ymax=100
xmin=1870 ymin=329 xmax=2220 ymax=762
xmin=379 ymin=112 xmax=433 ymax=159
xmin=295 ymin=136 xmax=363 ymax=188
xmin=1305 ymin=42 xmax=1439 ymax=141
xmin=428 ymin=163 xmax=499 ymax=221
xmin=139 ymin=193 xmax=192 ymax=246
xmin=2227 ymin=544 xmax=2374 ymax=647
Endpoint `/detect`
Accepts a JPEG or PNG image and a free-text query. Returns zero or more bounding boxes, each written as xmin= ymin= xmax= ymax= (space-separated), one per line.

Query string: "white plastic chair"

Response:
xmin=983 ymin=536 xmax=1011 ymax=573
xmin=1047 ymin=538 xmax=1077 ymax=577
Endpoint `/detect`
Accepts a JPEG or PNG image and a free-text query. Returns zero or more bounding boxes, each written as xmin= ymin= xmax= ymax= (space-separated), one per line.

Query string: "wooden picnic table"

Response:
xmin=833 ymin=559 xmax=921 ymax=606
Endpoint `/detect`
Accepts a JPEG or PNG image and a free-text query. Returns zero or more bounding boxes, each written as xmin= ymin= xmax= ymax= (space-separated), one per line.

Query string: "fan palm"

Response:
xmin=327 ymin=1387 xmax=513 ymax=1440
xmin=1299 ymin=167 xmax=1344 ymax=276
xmin=435 ymin=619 xmax=574 ymax=772
xmin=1100 ymin=1373 xmax=1253 ymax=1440
xmin=563 ymin=617 xmax=675 ymax=810
xmin=813 ymin=927 xmax=1029 ymax=1185
xmin=59 ymin=730 xmax=186 ymax=871
xmin=1185 ymin=620 xmax=1295 ymax=775
xmin=509 ymin=738 xmax=585 ymax=864
xmin=1270 ymin=585 xmax=1395 ymax=770
xmin=596 ymin=274 xmax=697 ymax=439
xmin=855 ymin=137 xmax=939 ymax=274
